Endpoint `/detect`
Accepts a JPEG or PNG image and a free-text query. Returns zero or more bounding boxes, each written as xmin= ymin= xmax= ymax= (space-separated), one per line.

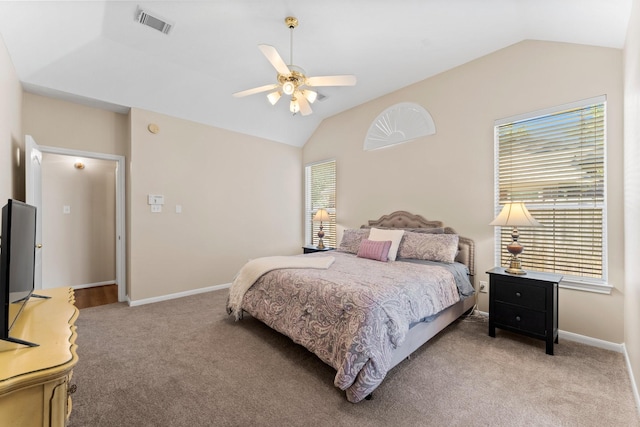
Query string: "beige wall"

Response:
xmin=41 ymin=153 xmax=116 ymax=288
xmin=0 ymin=34 xmax=23 ymax=202
xmin=22 ymin=93 xmax=128 ymax=157
xmin=624 ymin=0 xmax=640 ymax=401
xmin=303 ymin=40 xmax=625 ymax=343
xmin=128 ymin=108 xmax=302 ymax=301
xmin=21 ymin=95 xmax=303 ymax=302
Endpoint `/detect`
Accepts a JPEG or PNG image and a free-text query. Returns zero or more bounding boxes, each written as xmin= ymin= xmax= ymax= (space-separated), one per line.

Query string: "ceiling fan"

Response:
xmin=232 ymin=16 xmax=356 ymax=116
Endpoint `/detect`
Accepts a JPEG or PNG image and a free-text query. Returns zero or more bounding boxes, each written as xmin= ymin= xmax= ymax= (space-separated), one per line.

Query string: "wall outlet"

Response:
xmin=479 ymin=280 xmax=488 ymax=293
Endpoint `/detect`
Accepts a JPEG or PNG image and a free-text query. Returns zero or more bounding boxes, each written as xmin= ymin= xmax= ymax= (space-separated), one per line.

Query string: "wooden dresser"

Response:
xmin=0 ymin=287 xmax=78 ymax=426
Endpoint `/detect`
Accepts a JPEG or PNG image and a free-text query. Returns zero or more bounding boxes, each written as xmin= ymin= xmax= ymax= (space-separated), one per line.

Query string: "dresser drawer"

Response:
xmin=493 ymin=280 xmax=546 ymax=310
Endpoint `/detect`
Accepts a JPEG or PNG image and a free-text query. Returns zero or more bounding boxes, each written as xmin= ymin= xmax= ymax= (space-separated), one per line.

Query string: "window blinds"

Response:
xmin=495 ymin=99 xmax=605 ymax=280
xmin=306 ymin=160 xmax=336 ymax=247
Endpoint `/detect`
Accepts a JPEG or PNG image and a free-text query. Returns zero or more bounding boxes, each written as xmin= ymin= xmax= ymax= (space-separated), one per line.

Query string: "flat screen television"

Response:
xmin=0 ymin=199 xmax=47 ymax=347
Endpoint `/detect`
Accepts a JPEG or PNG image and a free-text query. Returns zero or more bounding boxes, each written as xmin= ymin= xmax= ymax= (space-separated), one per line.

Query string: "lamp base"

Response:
xmin=504 ymin=230 xmax=527 ymax=274
xmin=505 ymin=256 xmax=527 ymax=275
xmin=317 ymin=225 xmax=325 ymax=249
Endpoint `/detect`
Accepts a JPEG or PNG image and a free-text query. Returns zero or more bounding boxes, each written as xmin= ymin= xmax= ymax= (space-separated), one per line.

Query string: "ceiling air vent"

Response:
xmin=136 ymin=8 xmax=173 ymax=35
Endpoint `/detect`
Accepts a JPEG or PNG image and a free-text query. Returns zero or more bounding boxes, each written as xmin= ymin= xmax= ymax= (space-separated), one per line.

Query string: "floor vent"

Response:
xmin=136 ymin=8 xmax=172 ymax=35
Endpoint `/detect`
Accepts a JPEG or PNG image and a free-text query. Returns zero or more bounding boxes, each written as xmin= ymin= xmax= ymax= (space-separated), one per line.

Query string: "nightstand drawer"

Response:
xmin=493 ymin=303 xmax=546 ymax=335
xmin=493 ymin=280 xmax=546 ymax=310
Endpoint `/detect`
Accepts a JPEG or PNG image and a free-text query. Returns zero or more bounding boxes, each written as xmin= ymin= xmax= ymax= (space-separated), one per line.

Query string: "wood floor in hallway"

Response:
xmin=74 ymin=284 xmax=118 ymax=309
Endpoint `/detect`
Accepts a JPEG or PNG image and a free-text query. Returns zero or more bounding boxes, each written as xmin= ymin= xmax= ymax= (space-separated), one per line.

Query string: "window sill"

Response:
xmin=560 ymin=279 xmax=613 ymax=295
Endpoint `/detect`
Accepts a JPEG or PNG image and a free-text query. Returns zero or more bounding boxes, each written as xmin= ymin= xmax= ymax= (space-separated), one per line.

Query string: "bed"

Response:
xmin=227 ymin=211 xmax=476 ymax=403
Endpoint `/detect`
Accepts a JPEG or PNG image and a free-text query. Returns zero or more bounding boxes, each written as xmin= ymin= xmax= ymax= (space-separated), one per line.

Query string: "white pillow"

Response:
xmin=368 ymin=228 xmax=405 ymax=261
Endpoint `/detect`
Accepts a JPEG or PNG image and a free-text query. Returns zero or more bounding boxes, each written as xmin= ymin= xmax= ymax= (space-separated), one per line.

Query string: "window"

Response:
xmin=305 ymin=159 xmax=336 ymax=247
xmin=494 ymin=96 xmax=610 ymax=293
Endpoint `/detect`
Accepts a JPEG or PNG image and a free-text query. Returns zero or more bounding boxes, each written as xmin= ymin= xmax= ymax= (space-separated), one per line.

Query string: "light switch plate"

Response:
xmin=147 ymin=195 xmax=165 ymax=205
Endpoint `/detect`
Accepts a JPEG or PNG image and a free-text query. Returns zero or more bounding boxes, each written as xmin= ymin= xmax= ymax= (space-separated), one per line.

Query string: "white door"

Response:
xmin=25 ymin=135 xmax=43 ymax=290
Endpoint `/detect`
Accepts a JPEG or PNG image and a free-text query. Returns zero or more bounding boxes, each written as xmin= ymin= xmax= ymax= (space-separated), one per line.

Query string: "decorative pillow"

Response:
xmin=397 ymin=232 xmax=459 ymax=263
xmin=337 ymin=228 xmax=370 ymax=254
xmin=357 ymin=239 xmax=392 ymax=262
xmin=368 ymin=228 xmax=405 ymax=261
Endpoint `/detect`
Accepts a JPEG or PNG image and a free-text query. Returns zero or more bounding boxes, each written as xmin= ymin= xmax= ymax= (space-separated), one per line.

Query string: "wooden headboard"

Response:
xmin=364 ymin=211 xmax=475 ymax=278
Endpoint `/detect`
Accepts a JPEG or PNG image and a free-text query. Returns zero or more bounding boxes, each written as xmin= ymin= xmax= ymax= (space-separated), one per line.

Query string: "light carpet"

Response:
xmin=68 ymin=289 xmax=640 ymax=426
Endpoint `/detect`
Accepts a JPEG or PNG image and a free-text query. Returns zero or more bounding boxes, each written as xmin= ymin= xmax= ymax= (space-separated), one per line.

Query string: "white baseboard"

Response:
xmin=128 ymin=283 xmax=231 ymax=307
xmin=71 ymin=280 xmax=117 ymax=290
xmin=473 ymin=310 xmax=624 ymax=353
xmin=559 ymin=329 xmax=625 ymax=353
xmin=623 ymin=344 xmax=640 ymax=414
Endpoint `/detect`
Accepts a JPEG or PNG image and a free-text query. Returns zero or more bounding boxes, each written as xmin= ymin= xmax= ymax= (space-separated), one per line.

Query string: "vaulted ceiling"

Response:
xmin=0 ymin=1 xmax=631 ymax=147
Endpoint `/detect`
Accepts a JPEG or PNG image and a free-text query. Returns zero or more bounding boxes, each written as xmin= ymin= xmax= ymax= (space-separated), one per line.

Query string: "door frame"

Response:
xmin=27 ymin=141 xmax=127 ymax=302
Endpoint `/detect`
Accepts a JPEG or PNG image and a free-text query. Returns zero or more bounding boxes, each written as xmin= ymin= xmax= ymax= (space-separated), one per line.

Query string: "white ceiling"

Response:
xmin=0 ymin=0 xmax=632 ymax=147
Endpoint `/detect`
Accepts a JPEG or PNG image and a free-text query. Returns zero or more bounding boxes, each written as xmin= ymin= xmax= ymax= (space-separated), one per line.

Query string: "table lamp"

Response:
xmin=313 ymin=209 xmax=330 ymax=249
xmin=490 ymin=202 xmax=541 ymax=275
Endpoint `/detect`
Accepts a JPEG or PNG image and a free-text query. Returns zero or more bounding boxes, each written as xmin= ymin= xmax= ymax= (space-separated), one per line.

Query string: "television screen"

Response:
xmin=0 ymin=199 xmax=37 ymax=338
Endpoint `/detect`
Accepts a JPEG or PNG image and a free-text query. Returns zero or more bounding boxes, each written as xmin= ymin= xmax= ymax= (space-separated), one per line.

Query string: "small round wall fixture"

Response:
xmin=364 ymin=102 xmax=436 ymax=151
xmin=147 ymin=123 xmax=159 ymax=134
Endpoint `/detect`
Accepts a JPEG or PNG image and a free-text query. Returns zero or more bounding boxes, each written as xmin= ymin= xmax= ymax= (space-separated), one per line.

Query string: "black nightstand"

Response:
xmin=487 ymin=267 xmax=562 ymax=355
xmin=302 ymin=245 xmax=335 ymax=254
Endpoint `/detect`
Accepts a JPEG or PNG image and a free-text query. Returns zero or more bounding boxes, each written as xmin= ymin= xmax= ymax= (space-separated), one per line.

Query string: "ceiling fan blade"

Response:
xmin=297 ymin=94 xmax=313 ymax=116
xmin=306 ymin=75 xmax=357 ymax=87
xmin=258 ymin=44 xmax=291 ymax=76
xmin=232 ymin=84 xmax=279 ymax=98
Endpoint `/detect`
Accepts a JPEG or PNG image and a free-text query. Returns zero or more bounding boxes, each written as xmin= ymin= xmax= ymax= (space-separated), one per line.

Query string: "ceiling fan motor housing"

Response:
xmin=278 ymin=69 xmax=305 ymax=95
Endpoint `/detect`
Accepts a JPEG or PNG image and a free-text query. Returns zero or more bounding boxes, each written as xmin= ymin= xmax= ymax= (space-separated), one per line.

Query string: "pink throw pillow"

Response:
xmin=357 ymin=239 xmax=392 ymax=262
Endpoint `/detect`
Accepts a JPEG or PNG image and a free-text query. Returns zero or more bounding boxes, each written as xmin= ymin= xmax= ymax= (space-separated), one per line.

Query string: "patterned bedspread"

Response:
xmin=240 ymin=251 xmax=466 ymax=403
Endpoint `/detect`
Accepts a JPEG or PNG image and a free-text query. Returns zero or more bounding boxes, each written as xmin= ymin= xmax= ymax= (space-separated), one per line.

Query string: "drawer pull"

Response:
xmin=68 ymin=384 xmax=77 ymax=395
xmin=515 ymin=292 xmax=522 ymax=297
xmin=515 ymin=316 xmax=521 ymax=322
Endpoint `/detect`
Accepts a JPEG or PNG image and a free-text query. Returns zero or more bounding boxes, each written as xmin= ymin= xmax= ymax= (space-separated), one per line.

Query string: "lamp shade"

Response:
xmin=302 ymin=89 xmax=317 ymax=104
xmin=282 ymin=81 xmax=295 ymax=95
xmin=267 ymin=91 xmax=282 ymax=105
xmin=290 ymin=98 xmax=300 ymax=114
xmin=490 ymin=202 xmax=541 ymax=227
xmin=313 ymin=208 xmax=330 ymax=222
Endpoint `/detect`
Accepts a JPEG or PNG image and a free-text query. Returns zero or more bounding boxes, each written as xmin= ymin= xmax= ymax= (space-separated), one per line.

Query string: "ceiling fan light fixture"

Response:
xmin=267 ymin=91 xmax=282 ymax=105
xmin=290 ymin=98 xmax=300 ymax=114
xmin=233 ymin=16 xmax=355 ymax=117
xmin=282 ymin=81 xmax=296 ymax=95
xmin=302 ymin=89 xmax=317 ymax=104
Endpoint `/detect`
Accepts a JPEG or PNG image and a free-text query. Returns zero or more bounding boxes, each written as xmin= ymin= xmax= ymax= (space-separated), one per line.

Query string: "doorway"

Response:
xmin=26 ymin=136 xmax=126 ymax=302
